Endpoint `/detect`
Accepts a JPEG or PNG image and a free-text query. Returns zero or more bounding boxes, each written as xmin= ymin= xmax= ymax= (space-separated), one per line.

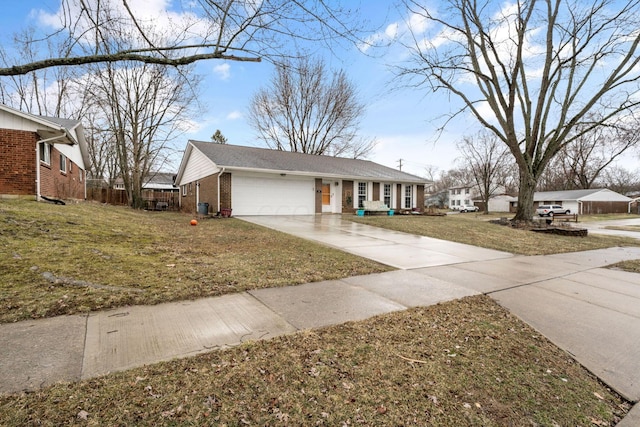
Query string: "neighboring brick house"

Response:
xmin=174 ymin=141 xmax=427 ymax=215
xmin=0 ymin=104 xmax=89 ymax=201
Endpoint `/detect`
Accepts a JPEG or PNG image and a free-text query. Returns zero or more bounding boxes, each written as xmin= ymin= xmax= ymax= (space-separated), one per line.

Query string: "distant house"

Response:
xmin=448 ymin=184 xmax=475 ymax=209
xmin=174 ymin=141 xmax=427 ymax=215
xmin=113 ymin=172 xmax=177 ymax=193
xmin=509 ymin=189 xmax=632 ymax=214
xmin=143 ymin=172 xmax=178 ymax=193
xmin=0 ymin=104 xmax=89 ymax=201
xmin=447 ymin=184 xmax=512 ymax=212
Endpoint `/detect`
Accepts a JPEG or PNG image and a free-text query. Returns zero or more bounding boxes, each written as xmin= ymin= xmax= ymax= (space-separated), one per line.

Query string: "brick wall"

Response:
xmin=180 ymin=172 xmax=229 ymax=214
xmin=220 ymin=172 xmax=231 ymax=211
xmin=40 ymin=145 xmax=85 ymax=200
xmin=196 ymin=174 xmax=219 ymax=214
xmin=0 ymin=129 xmax=37 ymax=196
xmin=1 ymin=129 xmax=85 ymax=200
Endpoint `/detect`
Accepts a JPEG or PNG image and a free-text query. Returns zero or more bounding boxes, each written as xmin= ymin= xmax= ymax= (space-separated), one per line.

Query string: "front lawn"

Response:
xmin=350 ymin=214 xmax=640 ymax=255
xmin=0 ymin=200 xmax=390 ymax=323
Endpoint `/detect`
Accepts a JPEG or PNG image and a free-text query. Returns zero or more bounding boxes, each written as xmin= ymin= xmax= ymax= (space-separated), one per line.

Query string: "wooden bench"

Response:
xmin=361 ymin=200 xmax=392 ymax=215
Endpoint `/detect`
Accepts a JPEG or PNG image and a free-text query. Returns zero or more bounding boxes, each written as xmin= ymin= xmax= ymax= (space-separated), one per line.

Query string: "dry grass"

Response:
xmin=0 ymin=296 xmax=629 ymax=426
xmin=350 ymin=214 xmax=640 ymax=255
xmin=0 ymin=200 xmax=390 ymax=323
xmin=608 ymin=260 xmax=640 ymax=273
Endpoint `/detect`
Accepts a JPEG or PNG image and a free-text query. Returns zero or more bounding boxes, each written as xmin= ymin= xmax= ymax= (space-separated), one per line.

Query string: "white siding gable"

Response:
xmin=580 ymin=189 xmax=631 ymax=202
xmin=179 ymin=146 xmax=219 ymax=184
xmin=0 ymin=109 xmax=41 ymax=132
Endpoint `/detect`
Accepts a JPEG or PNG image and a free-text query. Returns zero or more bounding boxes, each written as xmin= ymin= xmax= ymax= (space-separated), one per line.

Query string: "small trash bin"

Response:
xmin=357 ymin=209 xmax=365 ymax=216
xmin=197 ymin=202 xmax=209 ymax=215
xmin=388 ymin=210 xmax=394 ymax=216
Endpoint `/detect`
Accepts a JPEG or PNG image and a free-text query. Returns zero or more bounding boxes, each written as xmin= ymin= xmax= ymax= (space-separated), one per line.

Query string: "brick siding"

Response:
xmin=1 ymin=129 xmax=85 ymax=200
xmin=180 ymin=172 xmax=230 ymax=214
xmin=0 ymin=129 xmax=37 ymax=196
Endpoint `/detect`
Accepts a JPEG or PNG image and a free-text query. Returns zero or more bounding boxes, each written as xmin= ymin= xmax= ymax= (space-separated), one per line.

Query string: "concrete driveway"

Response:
xmin=579 ymin=217 xmax=640 ymax=240
xmin=240 ymin=215 xmax=513 ymax=269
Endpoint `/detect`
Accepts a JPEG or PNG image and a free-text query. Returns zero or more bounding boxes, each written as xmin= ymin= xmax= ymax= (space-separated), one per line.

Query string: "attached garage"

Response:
xmin=231 ymin=173 xmax=315 ymax=215
xmin=175 ymin=142 xmax=427 ymax=216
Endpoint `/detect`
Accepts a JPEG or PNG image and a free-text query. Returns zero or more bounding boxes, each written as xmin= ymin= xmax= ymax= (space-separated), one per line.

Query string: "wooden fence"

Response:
xmin=86 ymin=188 xmax=179 ymax=210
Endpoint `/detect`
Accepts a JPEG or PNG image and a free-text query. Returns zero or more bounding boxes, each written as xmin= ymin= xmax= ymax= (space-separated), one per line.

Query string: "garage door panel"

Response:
xmin=232 ymin=175 xmax=315 ymax=215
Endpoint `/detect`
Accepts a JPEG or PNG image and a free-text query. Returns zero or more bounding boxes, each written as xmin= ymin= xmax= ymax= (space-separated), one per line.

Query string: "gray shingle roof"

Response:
xmin=38 ymin=115 xmax=80 ymax=133
xmin=191 ymin=141 xmax=426 ymax=183
xmin=534 ymin=189 xmax=614 ymax=201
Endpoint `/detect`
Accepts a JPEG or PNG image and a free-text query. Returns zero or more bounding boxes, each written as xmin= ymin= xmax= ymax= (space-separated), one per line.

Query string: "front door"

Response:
xmin=322 ymin=184 xmax=331 ymax=205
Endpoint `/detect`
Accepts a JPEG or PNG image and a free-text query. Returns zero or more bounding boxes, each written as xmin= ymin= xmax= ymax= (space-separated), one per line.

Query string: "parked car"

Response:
xmin=459 ymin=205 xmax=479 ymax=213
xmin=536 ymin=204 xmax=570 ymax=216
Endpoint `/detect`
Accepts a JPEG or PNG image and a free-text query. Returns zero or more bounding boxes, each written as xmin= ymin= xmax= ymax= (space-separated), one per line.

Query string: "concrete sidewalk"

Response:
xmin=1 ymin=215 xmax=640 ymax=424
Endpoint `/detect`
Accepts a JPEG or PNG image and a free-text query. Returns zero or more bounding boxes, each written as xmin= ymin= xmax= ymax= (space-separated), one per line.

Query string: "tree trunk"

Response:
xmin=514 ymin=168 xmax=537 ymax=221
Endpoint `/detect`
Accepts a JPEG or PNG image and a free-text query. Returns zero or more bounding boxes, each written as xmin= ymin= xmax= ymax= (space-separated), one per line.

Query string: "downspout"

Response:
xmin=35 ymin=142 xmax=40 ymax=201
xmin=217 ymin=167 xmax=225 ymax=213
xmin=196 ymin=181 xmax=200 ymax=212
xmin=35 ymin=134 xmax=67 ymax=201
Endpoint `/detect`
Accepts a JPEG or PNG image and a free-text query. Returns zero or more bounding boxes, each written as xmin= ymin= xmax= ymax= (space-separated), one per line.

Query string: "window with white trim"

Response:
xmin=39 ymin=142 xmax=51 ymax=165
xmin=182 ymin=185 xmax=186 ymax=196
xmin=357 ymin=182 xmax=367 ymax=208
xmin=404 ymin=185 xmax=412 ymax=209
xmin=60 ymin=154 xmax=67 ymax=173
xmin=383 ymin=184 xmax=391 ymax=207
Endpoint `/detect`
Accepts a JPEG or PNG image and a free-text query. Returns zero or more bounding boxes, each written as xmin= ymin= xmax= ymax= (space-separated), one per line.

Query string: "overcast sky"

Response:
xmin=2 ymin=1 xmax=638 ymax=178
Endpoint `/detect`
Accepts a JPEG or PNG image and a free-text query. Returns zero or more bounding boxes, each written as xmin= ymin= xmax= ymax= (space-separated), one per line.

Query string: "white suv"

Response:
xmin=458 ymin=205 xmax=479 ymax=213
xmin=536 ymin=204 xmax=570 ymax=217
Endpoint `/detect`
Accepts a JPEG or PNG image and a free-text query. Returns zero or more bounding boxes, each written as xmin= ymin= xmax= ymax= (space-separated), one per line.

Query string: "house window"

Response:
xmin=39 ymin=142 xmax=51 ymax=165
xmin=404 ymin=185 xmax=412 ymax=209
xmin=60 ymin=154 xmax=67 ymax=173
xmin=383 ymin=184 xmax=391 ymax=207
xmin=465 ymin=188 xmax=469 ymax=194
xmin=358 ymin=182 xmax=367 ymax=208
xmin=464 ymin=199 xmax=470 ymax=205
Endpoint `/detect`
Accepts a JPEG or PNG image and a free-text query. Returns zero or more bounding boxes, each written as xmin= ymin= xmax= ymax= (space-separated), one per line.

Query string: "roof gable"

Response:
xmin=534 ymin=188 xmax=630 ymax=202
xmin=188 ymin=141 xmax=426 ymax=183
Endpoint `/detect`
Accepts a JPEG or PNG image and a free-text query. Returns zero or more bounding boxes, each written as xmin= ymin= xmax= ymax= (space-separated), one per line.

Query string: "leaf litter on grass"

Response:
xmin=0 ymin=296 xmax=629 ymax=426
xmin=0 ymin=200 xmax=390 ymax=323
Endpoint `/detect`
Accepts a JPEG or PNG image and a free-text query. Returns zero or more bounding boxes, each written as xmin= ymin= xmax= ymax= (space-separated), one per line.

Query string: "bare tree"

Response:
xmin=0 ymin=1 xmax=366 ymax=76
xmin=553 ymin=117 xmax=640 ymax=189
xmin=601 ymin=166 xmax=640 ymax=196
xmin=87 ymin=61 xmax=199 ymax=208
xmin=399 ymin=0 xmax=640 ymax=220
xmin=248 ymin=56 xmax=375 ymax=158
xmin=457 ymin=131 xmax=512 ymax=214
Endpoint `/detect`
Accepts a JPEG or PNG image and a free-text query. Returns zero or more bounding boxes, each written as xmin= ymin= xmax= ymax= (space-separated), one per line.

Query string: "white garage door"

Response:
xmin=232 ymin=174 xmax=316 ymax=215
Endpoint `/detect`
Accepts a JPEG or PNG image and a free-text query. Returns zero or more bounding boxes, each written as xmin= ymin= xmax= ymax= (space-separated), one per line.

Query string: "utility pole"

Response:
xmin=397 ymin=159 xmax=403 ymax=171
